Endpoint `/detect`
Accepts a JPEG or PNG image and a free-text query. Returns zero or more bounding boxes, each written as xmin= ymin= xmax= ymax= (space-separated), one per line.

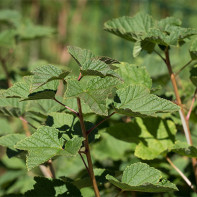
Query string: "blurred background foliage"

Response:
xmin=0 ymin=0 xmax=197 ymax=196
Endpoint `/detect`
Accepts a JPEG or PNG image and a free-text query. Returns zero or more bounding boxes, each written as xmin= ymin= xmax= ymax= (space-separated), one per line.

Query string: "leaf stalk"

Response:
xmin=166 ymin=156 xmax=197 ymax=193
xmin=87 ymin=112 xmax=116 ymax=135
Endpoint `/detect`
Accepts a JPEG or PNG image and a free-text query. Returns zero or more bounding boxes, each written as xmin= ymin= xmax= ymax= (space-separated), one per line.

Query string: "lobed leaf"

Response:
xmin=104 ymin=12 xmax=197 ymax=55
xmin=31 ymin=65 xmax=69 ymax=91
xmin=15 ymin=126 xmax=83 ymax=170
xmin=67 ymin=46 xmax=120 ymax=78
xmin=106 ymin=162 xmax=178 ymax=192
xmin=65 ymin=76 xmax=121 ymax=116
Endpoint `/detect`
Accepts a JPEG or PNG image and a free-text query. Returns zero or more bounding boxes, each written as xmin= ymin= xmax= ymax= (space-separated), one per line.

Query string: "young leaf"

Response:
xmin=104 ymin=12 xmax=197 ymax=53
xmin=31 ymin=65 xmax=69 ymax=91
xmin=114 ymin=85 xmax=179 ymax=117
xmin=65 ymin=76 xmax=121 ymax=116
xmin=115 ymin=62 xmax=152 ymax=89
xmin=106 ymin=162 xmax=178 ymax=192
xmin=67 ymin=46 xmax=120 ymax=78
xmin=104 ymin=12 xmax=154 ymax=42
xmin=15 ymin=126 xmax=83 ymax=170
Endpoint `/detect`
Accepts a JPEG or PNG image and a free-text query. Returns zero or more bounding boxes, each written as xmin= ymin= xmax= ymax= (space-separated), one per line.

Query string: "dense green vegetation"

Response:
xmin=0 ymin=1 xmax=197 ymax=196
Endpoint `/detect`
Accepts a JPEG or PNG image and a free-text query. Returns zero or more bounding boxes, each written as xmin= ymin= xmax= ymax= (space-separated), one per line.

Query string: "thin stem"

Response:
xmin=39 ymin=165 xmax=53 ymax=178
xmin=78 ymin=151 xmax=90 ymax=176
xmin=53 ymin=97 xmax=79 ymax=117
xmin=186 ymin=88 xmax=197 ymax=121
xmin=164 ymin=48 xmax=197 ymax=185
xmin=166 ymin=156 xmax=197 ymax=193
xmin=87 ymin=112 xmax=116 ymax=135
xmin=154 ymin=49 xmax=166 ymax=63
xmin=78 ymin=72 xmax=83 ymax=81
xmin=19 ymin=116 xmax=37 ymax=130
xmin=77 ymin=98 xmax=100 ymax=197
xmin=175 ymin=59 xmax=193 ymax=76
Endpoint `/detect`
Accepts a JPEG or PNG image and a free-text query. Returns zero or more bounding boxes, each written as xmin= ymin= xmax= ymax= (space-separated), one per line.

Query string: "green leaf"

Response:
xmin=0 ymin=10 xmax=21 ymax=27
xmin=15 ymin=126 xmax=83 ymax=170
xmin=190 ymin=66 xmax=197 ymax=87
xmin=0 ymin=30 xmax=16 ymax=48
xmin=190 ymin=39 xmax=197 ymax=60
xmin=134 ymin=118 xmax=177 ymax=160
xmin=104 ymin=12 xmax=155 ymax=42
xmin=3 ymin=76 xmax=59 ymax=101
xmin=115 ymin=85 xmax=179 ymax=117
xmin=115 ymin=62 xmax=152 ymax=89
xmin=0 ymin=134 xmax=26 ymax=150
xmin=65 ymin=76 xmax=121 ymax=115
xmin=67 ymin=46 xmax=120 ymax=78
xmin=104 ymin=12 xmax=197 ymax=50
xmin=31 ymin=65 xmax=69 ymax=91
xmin=92 ymin=132 xmax=131 ymax=161
xmin=17 ymin=21 xmax=55 ymax=40
xmin=157 ymin=17 xmax=182 ymax=31
xmin=107 ymin=118 xmax=177 ymax=160
xmin=169 ymin=141 xmax=197 ymax=157
xmin=0 ymin=96 xmax=27 ymax=117
xmin=106 ymin=162 xmax=178 ymax=192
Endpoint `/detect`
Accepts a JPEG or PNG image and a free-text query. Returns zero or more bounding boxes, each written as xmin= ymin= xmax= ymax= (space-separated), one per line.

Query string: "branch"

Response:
xmin=186 ymin=88 xmax=197 ymax=121
xmin=78 ymin=151 xmax=90 ymax=176
xmin=77 ymin=97 xmax=100 ymax=197
xmin=166 ymin=156 xmax=197 ymax=193
xmin=53 ymin=97 xmax=79 ymax=117
xmin=153 ymin=49 xmax=166 ymax=63
xmin=175 ymin=60 xmax=193 ymax=76
xmin=19 ymin=116 xmax=37 ymax=130
xmin=164 ymin=48 xmax=197 ymax=185
xmin=87 ymin=112 xmax=116 ymax=135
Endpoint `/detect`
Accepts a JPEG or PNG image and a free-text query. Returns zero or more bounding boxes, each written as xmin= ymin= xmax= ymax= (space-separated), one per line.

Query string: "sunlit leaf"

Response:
xmin=65 ymin=76 xmax=121 ymax=116
xmin=15 ymin=126 xmax=83 ymax=170
xmin=114 ymin=85 xmax=179 ymax=117
xmin=106 ymin=162 xmax=178 ymax=192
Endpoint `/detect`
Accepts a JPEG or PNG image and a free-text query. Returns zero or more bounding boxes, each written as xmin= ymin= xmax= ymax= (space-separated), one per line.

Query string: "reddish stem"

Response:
xmin=87 ymin=112 xmax=116 ymax=135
